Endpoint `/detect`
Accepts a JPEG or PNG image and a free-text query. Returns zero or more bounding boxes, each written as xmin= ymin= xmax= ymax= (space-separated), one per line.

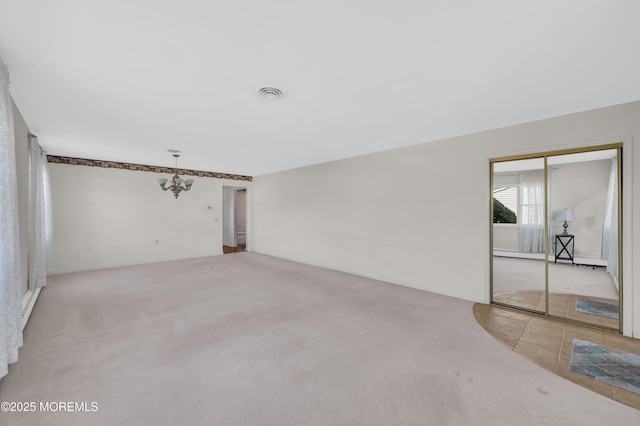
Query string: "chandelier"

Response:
xmin=157 ymin=152 xmax=194 ymax=199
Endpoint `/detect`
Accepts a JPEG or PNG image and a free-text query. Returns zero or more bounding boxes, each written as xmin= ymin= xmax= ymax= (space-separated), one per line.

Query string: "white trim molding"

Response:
xmin=21 ymin=287 xmax=41 ymax=331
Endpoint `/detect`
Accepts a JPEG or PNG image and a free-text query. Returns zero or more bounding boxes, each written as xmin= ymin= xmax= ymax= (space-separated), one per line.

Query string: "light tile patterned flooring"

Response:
xmin=474 ymin=303 xmax=640 ymax=410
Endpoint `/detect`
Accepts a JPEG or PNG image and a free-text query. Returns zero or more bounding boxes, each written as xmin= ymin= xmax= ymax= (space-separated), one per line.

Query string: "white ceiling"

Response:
xmin=1 ymin=1 xmax=639 ymax=176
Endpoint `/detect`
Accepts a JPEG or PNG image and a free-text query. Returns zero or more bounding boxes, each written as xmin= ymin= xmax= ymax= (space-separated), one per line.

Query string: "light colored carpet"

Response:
xmin=493 ymin=256 xmax=619 ymax=300
xmin=1 ymin=253 xmax=638 ymax=425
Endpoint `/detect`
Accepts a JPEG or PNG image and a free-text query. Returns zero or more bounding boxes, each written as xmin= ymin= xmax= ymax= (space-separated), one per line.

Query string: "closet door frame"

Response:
xmin=489 ymin=143 xmax=623 ymax=333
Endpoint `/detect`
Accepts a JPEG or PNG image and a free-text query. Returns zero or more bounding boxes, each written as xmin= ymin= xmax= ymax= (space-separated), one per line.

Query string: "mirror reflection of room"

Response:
xmin=547 ymin=150 xmax=619 ymax=328
xmin=492 ymin=157 xmax=546 ymax=313
xmin=491 ymin=148 xmax=620 ymax=330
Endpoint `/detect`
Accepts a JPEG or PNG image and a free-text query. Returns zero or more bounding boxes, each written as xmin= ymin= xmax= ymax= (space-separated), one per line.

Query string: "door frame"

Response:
xmin=489 ymin=143 xmax=623 ymax=332
xmin=222 ymin=185 xmax=251 ymax=252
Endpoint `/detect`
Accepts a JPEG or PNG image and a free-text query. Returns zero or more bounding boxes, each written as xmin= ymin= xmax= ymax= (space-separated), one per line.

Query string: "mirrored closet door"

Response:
xmin=490 ymin=145 xmax=622 ymax=331
xmin=492 ymin=157 xmax=546 ymax=313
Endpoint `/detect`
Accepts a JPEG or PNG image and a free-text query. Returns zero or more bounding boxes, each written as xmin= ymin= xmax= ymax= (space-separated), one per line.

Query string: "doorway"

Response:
xmin=223 ymin=187 xmax=248 ymax=254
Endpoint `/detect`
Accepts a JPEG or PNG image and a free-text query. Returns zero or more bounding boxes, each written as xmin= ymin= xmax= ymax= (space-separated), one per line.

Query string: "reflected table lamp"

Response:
xmin=555 ymin=209 xmax=575 ymax=236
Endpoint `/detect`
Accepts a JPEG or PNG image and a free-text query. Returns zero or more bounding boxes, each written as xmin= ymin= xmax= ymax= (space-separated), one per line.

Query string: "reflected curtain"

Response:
xmin=602 ymin=158 xmax=618 ymax=278
xmin=547 ymin=168 xmax=555 ymax=254
xmin=28 ymin=135 xmax=53 ymax=290
xmin=520 ymin=171 xmax=545 ymax=253
xmin=0 ymin=58 xmax=23 ymax=379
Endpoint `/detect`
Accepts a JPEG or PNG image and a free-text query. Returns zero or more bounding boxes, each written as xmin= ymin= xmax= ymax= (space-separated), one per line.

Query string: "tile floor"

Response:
xmin=493 ymin=290 xmax=619 ymax=329
xmin=474 ymin=303 xmax=640 ymax=410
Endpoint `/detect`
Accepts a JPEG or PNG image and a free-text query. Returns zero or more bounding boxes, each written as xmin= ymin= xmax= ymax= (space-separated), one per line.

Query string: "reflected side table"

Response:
xmin=555 ymin=234 xmax=575 ymax=264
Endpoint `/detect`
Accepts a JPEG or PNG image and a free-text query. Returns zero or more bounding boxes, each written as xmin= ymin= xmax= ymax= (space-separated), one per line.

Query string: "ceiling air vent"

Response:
xmin=258 ymin=87 xmax=284 ymax=99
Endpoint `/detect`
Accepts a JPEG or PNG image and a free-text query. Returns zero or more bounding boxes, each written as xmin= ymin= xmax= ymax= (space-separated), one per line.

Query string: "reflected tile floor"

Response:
xmin=493 ymin=290 xmax=620 ymax=329
xmin=570 ymin=339 xmax=640 ymax=394
xmin=474 ymin=303 xmax=640 ymax=410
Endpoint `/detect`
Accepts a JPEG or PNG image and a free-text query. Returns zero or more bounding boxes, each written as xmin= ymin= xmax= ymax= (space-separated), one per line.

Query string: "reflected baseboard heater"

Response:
xmin=493 ymin=250 xmax=607 ymax=267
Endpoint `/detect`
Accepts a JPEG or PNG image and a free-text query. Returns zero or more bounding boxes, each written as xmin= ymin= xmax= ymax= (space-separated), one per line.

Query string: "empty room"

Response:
xmin=1 ymin=1 xmax=640 ymax=425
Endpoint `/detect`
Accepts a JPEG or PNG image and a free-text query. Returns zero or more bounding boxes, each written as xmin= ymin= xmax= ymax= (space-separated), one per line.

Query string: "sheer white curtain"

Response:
xmin=520 ymin=171 xmax=545 ymax=253
xmin=0 ymin=58 xmax=23 ymax=379
xmin=546 ymin=168 xmax=555 ymax=255
xmin=29 ymin=135 xmax=53 ymax=290
xmin=602 ymin=158 xmax=618 ymax=278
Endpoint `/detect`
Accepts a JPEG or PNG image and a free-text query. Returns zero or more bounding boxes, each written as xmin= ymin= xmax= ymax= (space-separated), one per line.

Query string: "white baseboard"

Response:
xmin=21 ymin=287 xmax=41 ymax=331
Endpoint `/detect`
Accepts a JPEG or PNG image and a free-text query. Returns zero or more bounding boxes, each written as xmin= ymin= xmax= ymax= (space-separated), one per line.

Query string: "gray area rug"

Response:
xmin=1 ymin=253 xmax=639 ymax=425
xmin=570 ymin=339 xmax=640 ymax=394
xmin=576 ymin=297 xmax=619 ymax=320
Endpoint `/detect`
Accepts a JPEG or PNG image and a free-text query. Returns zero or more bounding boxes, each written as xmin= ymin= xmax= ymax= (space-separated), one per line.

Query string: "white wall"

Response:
xmin=550 ymin=159 xmax=610 ymax=258
xmin=49 ymin=163 xmax=250 ymax=273
xmin=252 ymin=101 xmax=639 ymax=337
xmin=493 ymin=225 xmax=520 ymax=251
xmin=236 ymin=190 xmax=247 ymax=233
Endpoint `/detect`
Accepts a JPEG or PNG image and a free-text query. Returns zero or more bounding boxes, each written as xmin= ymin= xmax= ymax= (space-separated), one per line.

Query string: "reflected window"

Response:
xmin=520 ymin=172 xmax=545 ymax=226
xmin=493 ymin=187 xmax=517 ymax=223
